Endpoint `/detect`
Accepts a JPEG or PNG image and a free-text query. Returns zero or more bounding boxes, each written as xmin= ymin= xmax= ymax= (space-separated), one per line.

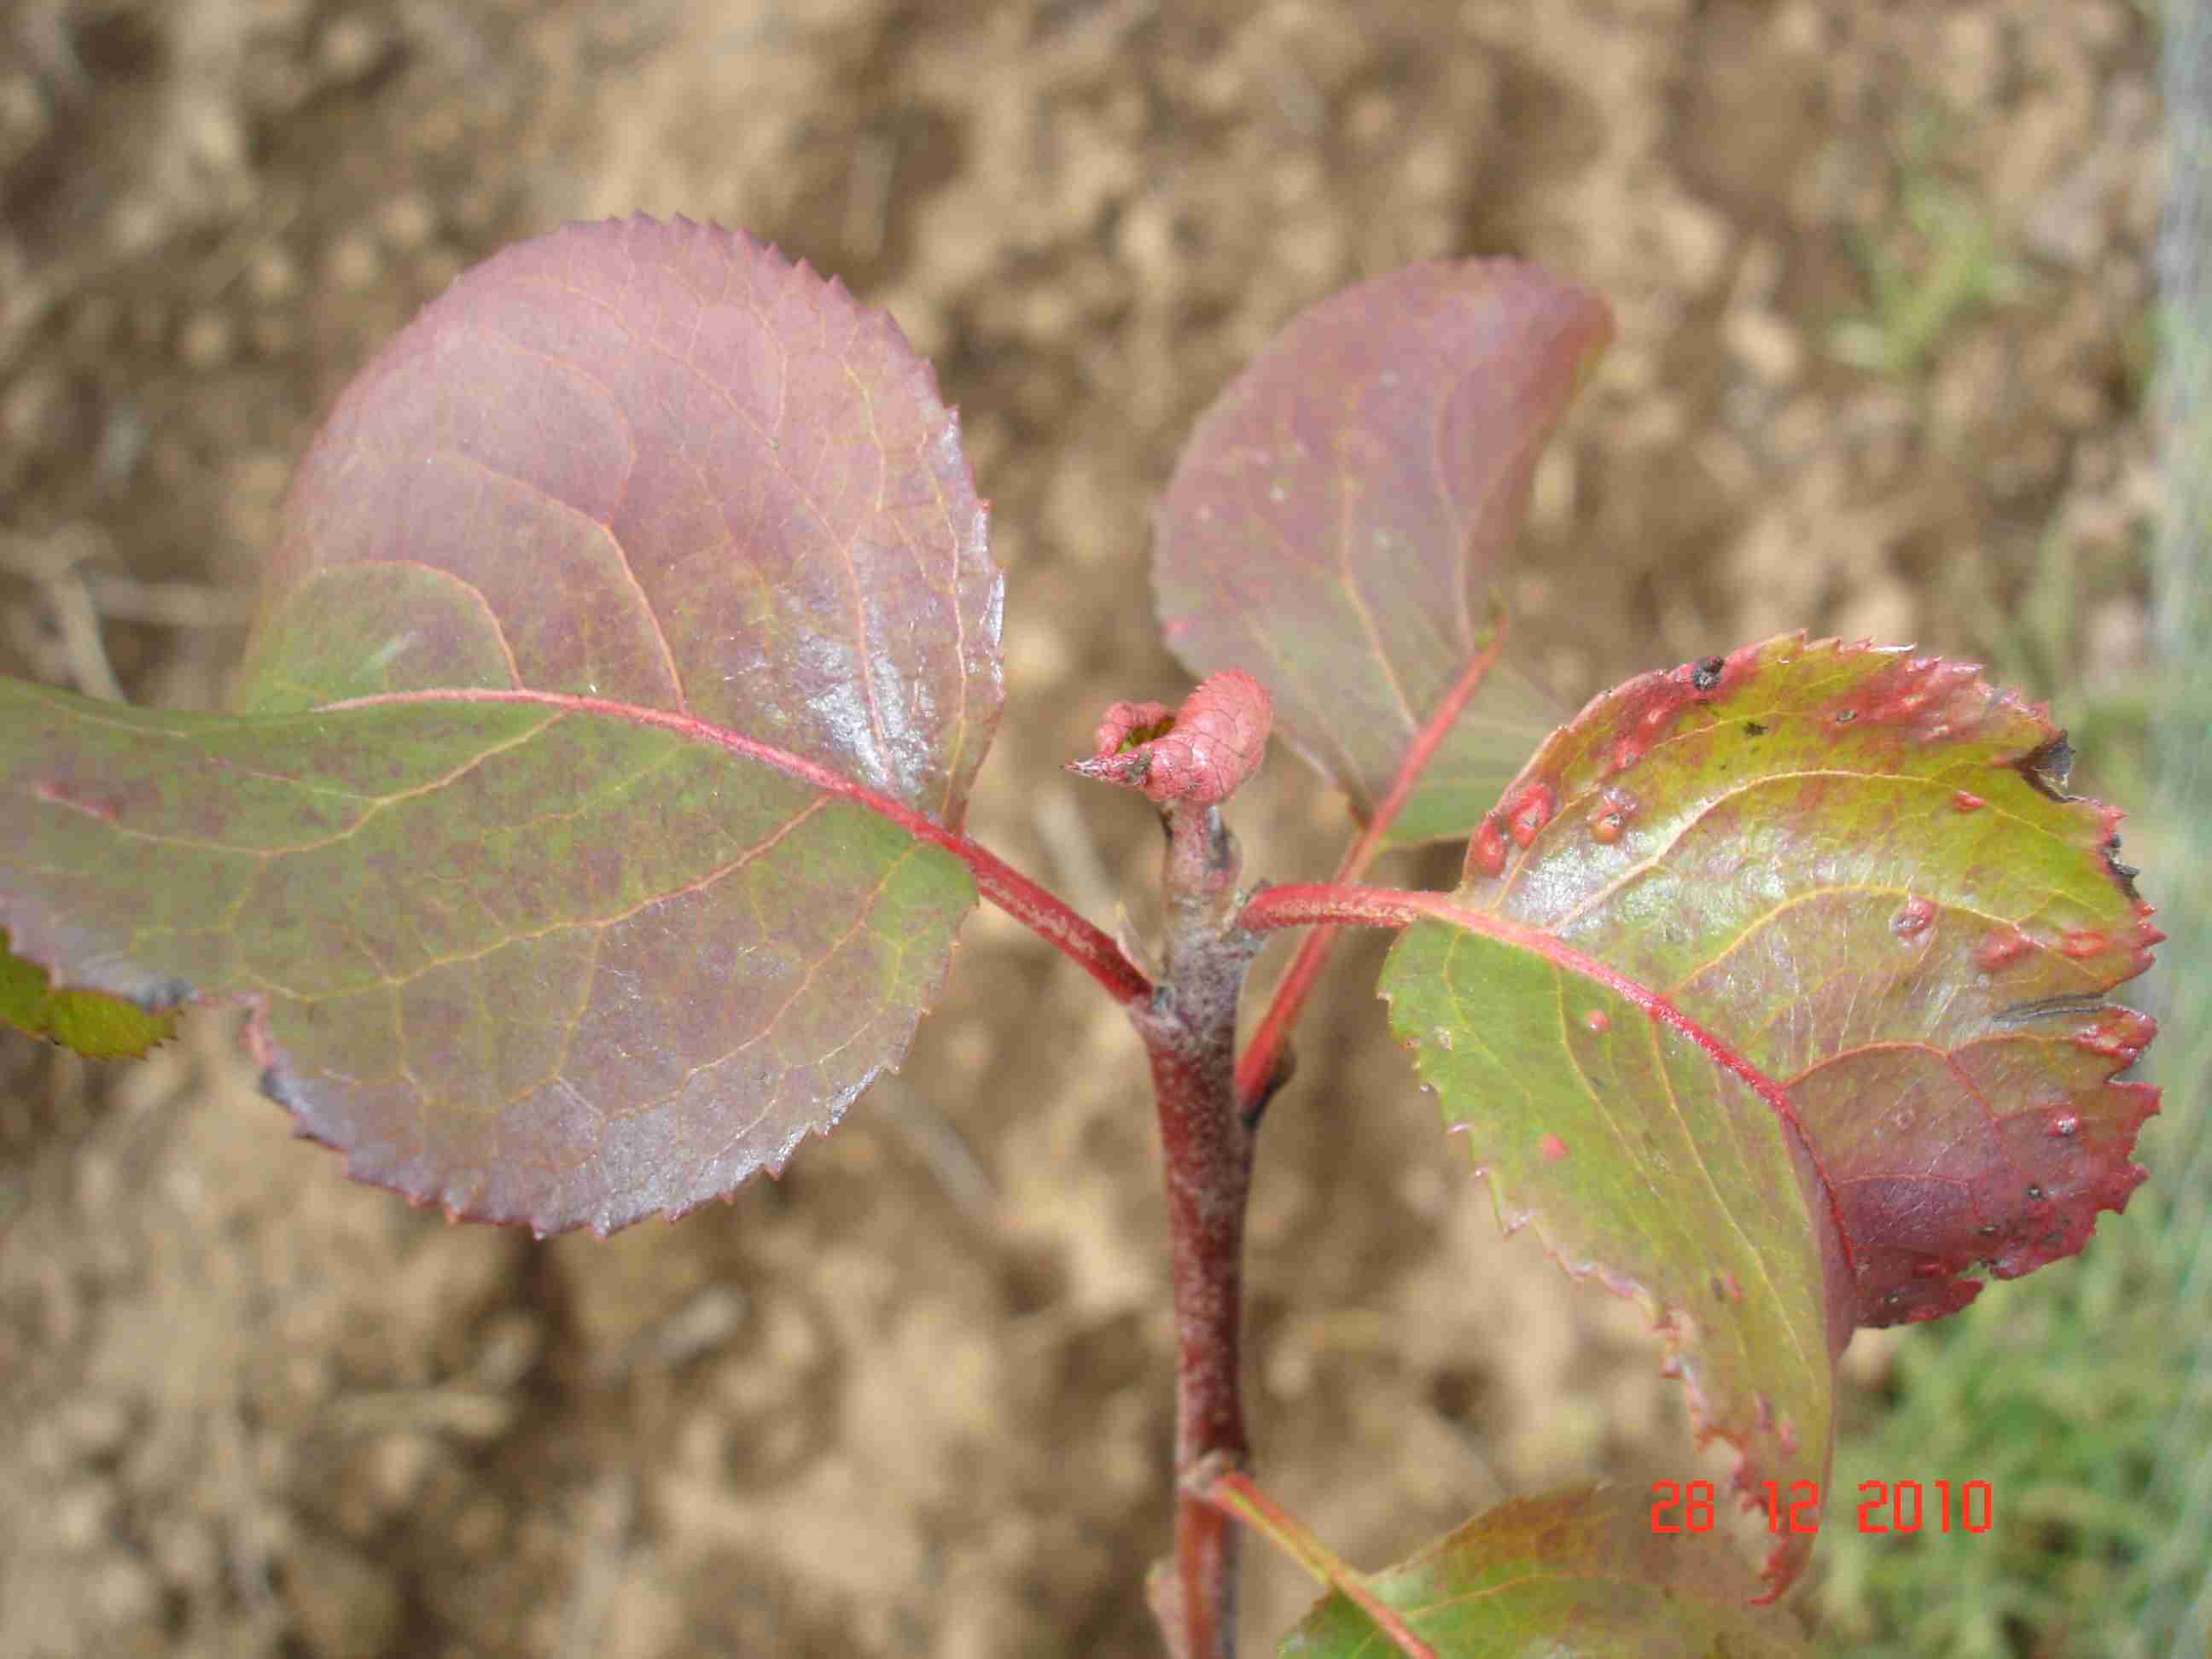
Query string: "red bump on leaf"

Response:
xmin=2072 ymin=1006 xmax=2155 ymax=1064
xmin=1953 ymin=790 xmax=1986 ymax=812
xmin=1820 ymin=649 xmax=1999 ymax=742
xmin=2060 ymin=929 xmax=2110 ymax=959
xmin=1890 ymin=897 xmax=1936 ymax=942
xmin=1468 ymin=812 xmax=1510 ymax=878
xmin=1067 ymin=670 xmax=1271 ymax=806
xmin=1584 ymin=1009 xmax=1610 ymax=1035
xmin=1586 ymin=787 xmax=1635 ymax=845
xmin=1975 ymin=929 xmax=2034 ymax=972
xmin=1507 ymin=782 xmax=1557 ymax=847
xmin=1539 ymin=1133 xmax=1569 ymax=1163
xmin=1595 ymin=650 xmax=1747 ymax=767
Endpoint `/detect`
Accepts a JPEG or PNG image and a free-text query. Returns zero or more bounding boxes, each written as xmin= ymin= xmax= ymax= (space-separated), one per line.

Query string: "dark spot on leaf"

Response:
xmin=1991 ymin=993 xmax=2110 ymax=1028
xmin=2104 ymin=833 xmax=2140 ymax=885
xmin=1692 ymin=655 xmax=1725 ymax=691
xmin=1977 ymin=1224 xmax=2000 ymax=1237
xmin=2026 ymin=1185 xmax=2045 ymax=1202
xmin=1834 ymin=708 xmax=1857 ymax=725
xmin=2013 ymin=733 xmax=2075 ymax=801
xmin=1743 ymin=720 xmax=1767 ymax=737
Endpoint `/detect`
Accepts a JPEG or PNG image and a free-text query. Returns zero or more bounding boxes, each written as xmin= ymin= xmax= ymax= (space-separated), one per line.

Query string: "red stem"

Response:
xmin=1131 ymin=802 xmax=1266 ymax=1658
xmin=1144 ymin=1016 xmax=1252 ymax=1659
xmin=322 ymin=685 xmax=1152 ymax=1004
xmin=1234 ymin=625 xmax=1509 ymax=1112
xmin=1193 ymin=1464 xmax=1439 ymax=1659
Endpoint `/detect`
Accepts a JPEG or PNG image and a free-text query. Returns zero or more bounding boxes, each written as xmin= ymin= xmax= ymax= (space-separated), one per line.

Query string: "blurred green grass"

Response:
xmin=1831 ymin=108 xmax=2028 ymax=380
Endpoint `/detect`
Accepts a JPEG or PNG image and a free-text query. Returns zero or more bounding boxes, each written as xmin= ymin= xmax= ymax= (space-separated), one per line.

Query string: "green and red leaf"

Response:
xmin=1279 ymin=1486 xmax=1808 ymax=1657
xmin=1377 ymin=636 xmax=2157 ymax=1591
xmin=0 ymin=217 xmax=1003 ymax=1235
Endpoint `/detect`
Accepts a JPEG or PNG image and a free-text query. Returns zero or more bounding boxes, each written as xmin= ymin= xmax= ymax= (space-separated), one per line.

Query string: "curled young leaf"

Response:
xmin=1068 ymin=670 xmax=1272 ymax=807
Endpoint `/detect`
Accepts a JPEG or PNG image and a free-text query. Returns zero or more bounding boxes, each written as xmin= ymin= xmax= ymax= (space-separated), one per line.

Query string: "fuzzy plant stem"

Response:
xmin=1135 ymin=800 xmax=1266 ymax=1659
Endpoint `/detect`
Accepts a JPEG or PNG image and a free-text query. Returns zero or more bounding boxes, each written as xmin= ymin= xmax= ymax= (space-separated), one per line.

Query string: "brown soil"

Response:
xmin=0 ymin=2 xmax=2160 ymax=1654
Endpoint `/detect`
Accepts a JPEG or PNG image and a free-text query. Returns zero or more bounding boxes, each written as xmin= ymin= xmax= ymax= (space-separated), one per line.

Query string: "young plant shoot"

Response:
xmin=0 ymin=218 xmax=2159 ymax=1658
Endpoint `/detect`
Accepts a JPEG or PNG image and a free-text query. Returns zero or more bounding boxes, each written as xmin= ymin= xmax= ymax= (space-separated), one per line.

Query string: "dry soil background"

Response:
xmin=0 ymin=2 xmax=2164 ymax=1655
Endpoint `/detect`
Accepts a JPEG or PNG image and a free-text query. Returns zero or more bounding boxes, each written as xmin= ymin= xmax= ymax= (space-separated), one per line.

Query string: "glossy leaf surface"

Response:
xmin=1281 ymin=1486 xmax=1807 ymax=1657
xmin=0 ymin=218 xmax=1002 ymax=1234
xmin=1153 ymin=259 xmax=1610 ymax=846
xmin=1380 ymin=636 xmax=2158 ymax=1591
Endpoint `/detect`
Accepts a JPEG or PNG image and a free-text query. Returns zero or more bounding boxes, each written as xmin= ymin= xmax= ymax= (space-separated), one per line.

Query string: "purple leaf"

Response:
xmin=1153 ymin=260 xmax=1611 ymax=846
xmin=0 ymin=218 xmax=1004 ymax=1235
